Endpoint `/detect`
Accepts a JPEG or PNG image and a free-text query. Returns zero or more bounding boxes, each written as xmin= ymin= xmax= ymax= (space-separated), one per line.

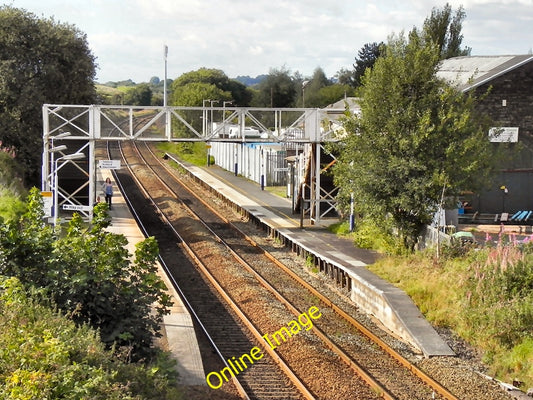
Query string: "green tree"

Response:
xmin=172 ymin=68 xmax=251 ymax=106
xmin=300 ymin=67 xmax=331 ymax=107
xmin=353 ymin=42 xmax=385 ymax=88
xmin=419 ymin=3 xmax=471 ymax=59
xmin=252 ymin=67 xmax=297 ymax=107
xmin=317 ymin=84 xmax=355 ymax=106
xmin=171 ymin=82 xmax=230 ymax=107
xmin=335 ymin=67 xmax=356 ymax=87
xmin=334 ymin=31 xmax=496 ymax=250
xmin=124 ymin=83 xmax=153 ymax=106
xmin=0 ymin=6 xmax=97 ymax=186
xmin=170 ymin=81 xmax=230 ymax=142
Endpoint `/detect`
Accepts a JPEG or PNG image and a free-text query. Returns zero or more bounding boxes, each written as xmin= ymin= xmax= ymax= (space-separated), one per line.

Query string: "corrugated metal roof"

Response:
xmin=437 ymin=55 xmax=533 ymax=92
xmin=324 ymin=97 xmax=361 ymax=114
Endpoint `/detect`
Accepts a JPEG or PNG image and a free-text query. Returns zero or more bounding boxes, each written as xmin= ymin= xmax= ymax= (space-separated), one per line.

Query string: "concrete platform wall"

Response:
xmin=166 ymin=153 xmax=454 ymax=357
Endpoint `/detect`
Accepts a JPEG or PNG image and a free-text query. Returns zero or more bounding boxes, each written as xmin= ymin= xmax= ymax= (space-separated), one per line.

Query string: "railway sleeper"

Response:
xmin=178 ymin=160 xmax=357 ymax=298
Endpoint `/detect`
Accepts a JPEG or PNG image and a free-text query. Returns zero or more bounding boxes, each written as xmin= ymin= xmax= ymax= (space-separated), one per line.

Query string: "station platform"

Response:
xmin=167 ymin=155 xmax=454 ymax=357
xmin=97 ymin=171 xmax=206 ymax=386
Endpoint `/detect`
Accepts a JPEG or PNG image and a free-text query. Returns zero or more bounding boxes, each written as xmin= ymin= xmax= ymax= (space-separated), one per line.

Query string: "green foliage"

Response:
xmin=0 ymin=151 xmax=26 ymax=221
xmin=335 ymin=67 xmax=356 ymax=87
xmin=169 ymin=71 xmax=236 ymax=137
xmin=253 ymin=66 xmax=297 ymax=107
xmin=318 ymin=84 xmax=355 ymax=106
xmin=0 ymin=191 xmax=25 ymax=222
xmin=0 ymin=151 xmax=25 ymax=195
xmin=335 ymin=30 xmax=496 ymax=250
xmin=171 ymin=68 xmax=251 ymax=106
xmin=301 ymin=67 xmax=330 ymax=107
xmin=0 ymin=189 xmax=173 ymax=361
xmin=465 ymin=244 xmax=533 ymax=346
xmin=157 ymin=142 xmax=209 ymax=167
xmin=352 ymin=42 xmax=385 ymax=88
xmin=0 ymin=276 xmax=181 ymax=400
xmin=352 ymin=217 xmax=403 ymax=255
xmin=0 ymin=188 xmax=55 ymax=285
xmin=0 ymin=6 xmax=96 ymax=186
xmin=368 ymin=243 xmax=533 ymax=389
xmin=420 ymin=3 xmax=471 ymax=59
xmin=171 ymin=82 xmax=231 ymax=107
xmin=123 ymin=83 xmax=153 ymax=106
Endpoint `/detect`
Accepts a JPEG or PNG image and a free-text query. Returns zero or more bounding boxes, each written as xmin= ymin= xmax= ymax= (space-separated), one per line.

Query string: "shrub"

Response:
xmin=0 ymin=276 xmax=181 ymax=400
xmin=0 ymin=189 xmax=173 ymax=361
xmin=352 ymin=217 xmax=403 ymax=255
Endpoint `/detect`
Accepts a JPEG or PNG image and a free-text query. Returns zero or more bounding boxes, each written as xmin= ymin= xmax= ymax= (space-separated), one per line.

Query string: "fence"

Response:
xmin=210 ymin=142 xmax=288 ymax=187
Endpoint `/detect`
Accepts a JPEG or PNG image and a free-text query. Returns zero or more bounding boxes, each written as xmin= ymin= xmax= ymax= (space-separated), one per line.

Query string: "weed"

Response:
xmin=367 ymin=237 xmax=533 ymax=389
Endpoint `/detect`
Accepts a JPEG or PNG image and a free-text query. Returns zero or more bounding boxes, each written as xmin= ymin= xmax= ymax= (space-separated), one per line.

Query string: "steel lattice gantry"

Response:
xmin=41 ymin=104 xmax=347 ymax=223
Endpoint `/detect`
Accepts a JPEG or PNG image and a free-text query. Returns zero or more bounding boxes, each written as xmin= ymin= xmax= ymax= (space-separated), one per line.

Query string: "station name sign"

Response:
xmin=98 ymin=160 xmax=121 ymax=169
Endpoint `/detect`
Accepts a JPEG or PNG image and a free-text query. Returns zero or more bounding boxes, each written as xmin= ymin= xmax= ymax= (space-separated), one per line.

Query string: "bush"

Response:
xmin=0 ymin=151 xmax=26 ymax=222
xmin=352 ymin=217 xmax=403 ymax=255
xmin=465 ymin=244 xmax=533 ymax=344
xmin=0 ymin=189 xmax=173 ymax=362
xmin=0 ymin=276 xmax=181 ymax=400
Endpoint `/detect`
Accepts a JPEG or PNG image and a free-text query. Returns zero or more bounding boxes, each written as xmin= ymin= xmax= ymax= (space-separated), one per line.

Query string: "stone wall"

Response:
xmin=469 ymin=61 xmax=533 ymax=213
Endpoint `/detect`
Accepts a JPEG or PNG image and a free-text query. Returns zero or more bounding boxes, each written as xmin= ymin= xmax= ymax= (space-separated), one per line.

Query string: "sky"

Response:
xmin=5 ymin=0 xmax=533 ymax=83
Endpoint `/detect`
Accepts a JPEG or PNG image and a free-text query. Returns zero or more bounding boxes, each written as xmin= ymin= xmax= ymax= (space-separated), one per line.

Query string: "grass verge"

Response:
xmin=367 ymin=243 xmax=533 ymax=390
xmin=156 ymin=142 xmax=209 ymax=166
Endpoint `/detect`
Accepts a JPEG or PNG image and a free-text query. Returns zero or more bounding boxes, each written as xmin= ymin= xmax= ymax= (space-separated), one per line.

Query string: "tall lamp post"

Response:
xmin=500 ymin=185 xmax=508 ymax=213
xmin=302 ymin=80 xmax=310 ymax=107
xmin=202 ymin=99 xmax=211 ymax=136
xmin=163 ymin=45 xmax=168 ymax=107
xmin=47 ymin=132 xmax=70 ymax=189
xmin=207 ymin=100 xmax=219 ymax=166
xmin=54 ymin=152 xmax=86 ymax=226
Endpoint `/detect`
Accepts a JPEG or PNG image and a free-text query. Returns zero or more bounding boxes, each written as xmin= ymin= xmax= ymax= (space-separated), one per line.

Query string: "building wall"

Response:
xmin=475 ymin=61 xmax=533 ymax=144
xmin=470 ymin=61 xmax=533 ymax=213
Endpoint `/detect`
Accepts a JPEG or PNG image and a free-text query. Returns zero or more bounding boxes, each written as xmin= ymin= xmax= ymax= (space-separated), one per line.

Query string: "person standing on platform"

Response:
xmin=102 ymin=177 xmax=114 ymax=210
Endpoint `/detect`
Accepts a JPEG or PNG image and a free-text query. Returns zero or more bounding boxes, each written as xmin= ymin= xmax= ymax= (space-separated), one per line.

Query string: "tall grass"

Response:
xmin=329 ymin=218 xmax=405 ymax=255
xmin=368 ymin=239 xmax=533 ymax=390
xmin=156 ymin=142 xmax=209 ymax=166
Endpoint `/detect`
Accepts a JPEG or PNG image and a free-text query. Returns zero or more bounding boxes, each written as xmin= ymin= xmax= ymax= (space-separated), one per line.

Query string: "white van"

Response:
xmin=228 ymin=127 xmax=261 ymax=138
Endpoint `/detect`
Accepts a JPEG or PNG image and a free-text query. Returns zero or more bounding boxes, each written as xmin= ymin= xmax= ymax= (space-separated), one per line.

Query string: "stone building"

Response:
xmin=438 ymin=55 xmax=533 ymax=215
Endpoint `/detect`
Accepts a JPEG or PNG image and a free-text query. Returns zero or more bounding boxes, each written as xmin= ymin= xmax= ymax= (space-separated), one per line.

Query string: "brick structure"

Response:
xmin=438 ymin=55 xmax=533 ymax=214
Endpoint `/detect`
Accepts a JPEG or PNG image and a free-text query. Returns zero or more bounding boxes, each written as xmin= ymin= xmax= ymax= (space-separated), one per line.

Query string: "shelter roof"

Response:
xmin=437 ymin=55 xmax=533 ymax=92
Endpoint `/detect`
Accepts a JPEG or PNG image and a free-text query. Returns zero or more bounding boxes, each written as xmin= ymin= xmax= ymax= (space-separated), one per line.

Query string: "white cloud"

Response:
xmin=6 ymin=0 xmax=533 ymax=82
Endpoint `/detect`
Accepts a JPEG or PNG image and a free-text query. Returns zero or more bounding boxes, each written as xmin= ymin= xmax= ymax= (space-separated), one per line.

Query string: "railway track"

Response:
xmin=108 ymin=139 xmax=464 ymax=400
xmin=106 ymin=141 xmax=306 ymax=399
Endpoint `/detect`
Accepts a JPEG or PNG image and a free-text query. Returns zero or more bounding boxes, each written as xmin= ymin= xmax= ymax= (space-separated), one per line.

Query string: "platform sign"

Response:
xmin=98 ymin=160 xmax=121 ymax=169
xmin=41 ymin=191 xmax=53 ymax=217
xmin=62 ymin=204 xmax=92 ymax=211
xmin=489 ymin=127 xmax=519 ymax=142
